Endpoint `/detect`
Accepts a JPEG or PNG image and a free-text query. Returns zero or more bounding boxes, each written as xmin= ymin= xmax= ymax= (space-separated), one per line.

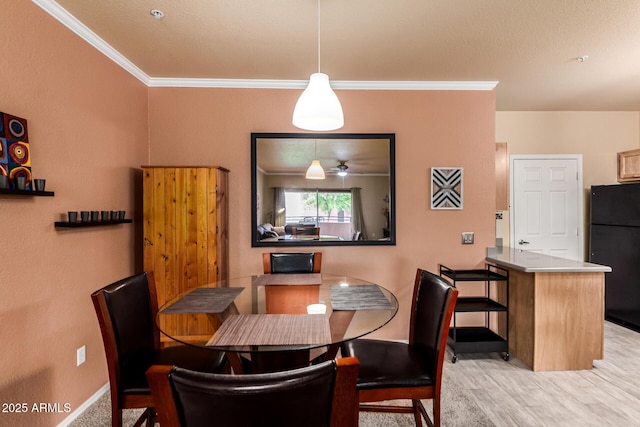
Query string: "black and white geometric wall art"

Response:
xmin=430 ymin=167 xmax=463 ymax=209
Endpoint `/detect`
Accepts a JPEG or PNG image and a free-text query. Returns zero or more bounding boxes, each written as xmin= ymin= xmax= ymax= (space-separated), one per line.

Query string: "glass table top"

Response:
xmin=157 ymin=273 xmax=398 ymax=353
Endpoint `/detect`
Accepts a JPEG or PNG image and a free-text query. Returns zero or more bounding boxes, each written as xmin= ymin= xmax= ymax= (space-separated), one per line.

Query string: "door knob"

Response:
xmin=518 ymin=240 xmax=530 ymax=245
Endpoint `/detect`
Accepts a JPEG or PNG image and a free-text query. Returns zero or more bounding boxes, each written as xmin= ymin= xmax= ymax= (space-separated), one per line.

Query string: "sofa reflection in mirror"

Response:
xmin=257 ymin=222 xmax=339 ymax=242
xmin=257 ymin=223 xmax=286 ymax=240
xmin=252 ymin=133 xmax=395 ymax=247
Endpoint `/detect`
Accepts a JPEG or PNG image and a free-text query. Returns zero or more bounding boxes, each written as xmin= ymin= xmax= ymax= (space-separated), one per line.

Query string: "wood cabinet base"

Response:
xmin=143 ymin=166 xmax=229 ymax=340
xmin=507 ymin=269 xmax=604 ymax=371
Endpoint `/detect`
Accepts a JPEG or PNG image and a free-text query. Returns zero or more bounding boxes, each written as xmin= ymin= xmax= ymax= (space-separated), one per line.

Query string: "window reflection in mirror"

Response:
xmin=251 ymin=133 xmax=395 ymax=247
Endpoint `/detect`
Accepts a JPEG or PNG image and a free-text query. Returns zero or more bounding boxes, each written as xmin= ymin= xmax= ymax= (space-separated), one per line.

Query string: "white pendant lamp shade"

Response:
xmin=305 ymin=159 xmax=326 ymax=179
xmin=293 ymin=73 xmax=344 ymax=131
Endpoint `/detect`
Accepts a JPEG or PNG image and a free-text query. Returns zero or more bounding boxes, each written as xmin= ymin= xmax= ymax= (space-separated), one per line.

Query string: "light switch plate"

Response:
xmin=77 ymin=345 xmax=86 ymax=366
xmin=461 ymin=232 xmax=474 ymax=244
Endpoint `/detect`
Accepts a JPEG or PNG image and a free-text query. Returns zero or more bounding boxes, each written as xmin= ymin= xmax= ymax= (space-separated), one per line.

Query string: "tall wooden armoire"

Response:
xmin=142 ymin=166 xmax=229 ymax=342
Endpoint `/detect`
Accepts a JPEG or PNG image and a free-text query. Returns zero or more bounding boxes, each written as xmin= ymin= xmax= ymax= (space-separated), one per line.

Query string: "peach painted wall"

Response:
xmin=2 ymin=3 xmax=495 ymax=423
xmin=0 ymin=2 xmax=148 ymax=425
xmin=495 ymin=111 xmax=640 ymax=251
xmin=148 ymin=87 xmax=497 ymax=342
xmin=9 ymin=0 xmax=640 ymax=424
xmin=496 ymin=111 xmax=640 ymax=187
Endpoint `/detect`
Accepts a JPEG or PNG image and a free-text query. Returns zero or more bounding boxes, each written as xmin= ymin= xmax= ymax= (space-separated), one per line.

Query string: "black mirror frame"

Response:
xmin=251 ymin=132 xmax=396 ymax=247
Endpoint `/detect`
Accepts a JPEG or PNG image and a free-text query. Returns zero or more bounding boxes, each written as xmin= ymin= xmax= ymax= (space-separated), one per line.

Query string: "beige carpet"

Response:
xmin=70 ymin=368 xmax=494 ymax=426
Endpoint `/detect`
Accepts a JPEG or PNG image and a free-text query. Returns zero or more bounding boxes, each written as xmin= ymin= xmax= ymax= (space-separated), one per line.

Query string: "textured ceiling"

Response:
xmin=257 ymin=137 xmax=391 ymax=175
xmin=48 ymin=0 xmax=640 ymax=110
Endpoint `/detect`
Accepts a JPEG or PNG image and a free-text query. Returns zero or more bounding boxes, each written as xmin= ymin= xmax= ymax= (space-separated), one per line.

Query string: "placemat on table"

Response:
xmin=330 ymin=285 xmax=394 ymax=310
xmin=253 ymin=273 xmax=322 ymax=286
xmin=160 ymin=287 xmax=244 ymax=314
xmin=206 ymin=314 xmax=331 ymax=346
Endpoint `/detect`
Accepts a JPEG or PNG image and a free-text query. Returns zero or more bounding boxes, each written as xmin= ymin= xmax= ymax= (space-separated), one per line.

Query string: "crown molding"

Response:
xmin=32 ymin=0 xmax=151 ymax=85
xmin=332 ymin=80 xmax=498 ymax=91
xmin=148 ymin=78 xmax=498 ymax=90
xmin=147 ymin=78 xmax=310 ymax=89
xmin=33 ymin=0 xmax=498 ymax=91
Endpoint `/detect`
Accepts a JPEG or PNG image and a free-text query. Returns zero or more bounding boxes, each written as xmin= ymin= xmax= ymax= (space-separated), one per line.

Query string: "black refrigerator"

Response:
xmin=590 ymin=183 xmax=640 ymax=332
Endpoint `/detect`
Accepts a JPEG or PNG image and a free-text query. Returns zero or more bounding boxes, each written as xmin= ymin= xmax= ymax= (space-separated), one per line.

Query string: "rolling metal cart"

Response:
xmin=439 ymin=264 xmax=510 ymax=363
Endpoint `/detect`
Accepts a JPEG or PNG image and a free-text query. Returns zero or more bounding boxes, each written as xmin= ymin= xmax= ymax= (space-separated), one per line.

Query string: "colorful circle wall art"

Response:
xmin=8 ymin=118 xmax=26 ymax=140
xmin=0 ymin=112 xmax=32 ymax=190
xmin=0 ymin=138 xmax=6 ymax=163
xmin=9 ymin=141 xmax=30 ymax=165
xmin=9 ymin=166 xmax=31 ymax=188
xmin=0 ymin=112 xmax=29 ymax=142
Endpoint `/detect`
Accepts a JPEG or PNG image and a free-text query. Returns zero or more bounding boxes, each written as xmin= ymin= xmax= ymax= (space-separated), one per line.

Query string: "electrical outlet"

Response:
xmin=461 ymin=232 xmax=474 ymax=244
xmin=77 ymin=345 xmax=86 ymax=366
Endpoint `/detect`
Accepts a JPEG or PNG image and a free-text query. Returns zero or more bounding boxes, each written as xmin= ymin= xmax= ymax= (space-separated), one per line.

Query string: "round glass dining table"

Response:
xmin=157 ymin=273 xmax=398 ymax=373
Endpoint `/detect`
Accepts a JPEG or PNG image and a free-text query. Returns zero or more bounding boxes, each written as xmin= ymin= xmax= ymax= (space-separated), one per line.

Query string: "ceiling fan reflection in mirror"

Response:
xmin=327 ymin=160 xmax=349 ymax=176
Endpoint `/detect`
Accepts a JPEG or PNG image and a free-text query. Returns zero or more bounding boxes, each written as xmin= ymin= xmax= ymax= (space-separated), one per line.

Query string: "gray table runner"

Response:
xmin=207 ymin=314 xmax=331 ymax=346
xmin=330 ymin=285 xmax=394 ymax=310
xmin=253 ymin=273 xmax=322 ymax=286
xmin=160 ymin=287 xmax=244 ymax=314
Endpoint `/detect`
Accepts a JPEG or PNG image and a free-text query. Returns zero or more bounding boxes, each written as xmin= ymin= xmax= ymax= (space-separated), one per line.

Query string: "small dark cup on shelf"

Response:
xmin=101 ymin=211 xmax=109 ymax=221
xmin=80 ymin=211 xmax=90 ymax=222
xmin=91 ymin=211 xmax=99 ymax=222
xmin=34 ymin=179 xmax=46 ymax=192
xmin=68 ymin=211 xmax=78 ymax=223
xmin=15 ymin=176 xmax=26 ymax=190
xmin=110 ymin=211 xmax=118 ymax=221
xmin=118 ymin=210 xmax=125 ymax=220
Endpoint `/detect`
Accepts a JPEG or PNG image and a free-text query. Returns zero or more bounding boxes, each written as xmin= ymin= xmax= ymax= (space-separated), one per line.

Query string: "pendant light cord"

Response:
xmin=317 ymin=0 xmax=321 ymax=73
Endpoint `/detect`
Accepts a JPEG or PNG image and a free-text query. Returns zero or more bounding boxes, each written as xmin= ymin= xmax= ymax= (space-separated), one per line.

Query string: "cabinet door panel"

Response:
xmin=143 ymin=166 xmax=228 ymax=340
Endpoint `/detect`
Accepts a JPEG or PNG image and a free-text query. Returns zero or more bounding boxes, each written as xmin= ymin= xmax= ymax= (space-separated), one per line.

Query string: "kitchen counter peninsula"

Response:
xmin=486 ymin=247 xmax=611 ymax=371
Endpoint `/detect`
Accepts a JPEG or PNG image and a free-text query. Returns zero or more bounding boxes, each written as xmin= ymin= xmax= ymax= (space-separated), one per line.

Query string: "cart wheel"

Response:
xmin=452 ymin=355 xmax=458 ymax=363
xmin=503 ymin=353 xmax=510 ymax=361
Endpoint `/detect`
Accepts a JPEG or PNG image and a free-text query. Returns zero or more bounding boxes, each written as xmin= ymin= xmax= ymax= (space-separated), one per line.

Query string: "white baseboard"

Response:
xmin=57 ymin=383 xmax=109 ymax=427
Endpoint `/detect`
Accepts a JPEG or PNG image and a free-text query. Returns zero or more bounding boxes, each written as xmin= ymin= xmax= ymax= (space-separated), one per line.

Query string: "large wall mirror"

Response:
xmin=251 ymin=133 xmax=395 ymax=247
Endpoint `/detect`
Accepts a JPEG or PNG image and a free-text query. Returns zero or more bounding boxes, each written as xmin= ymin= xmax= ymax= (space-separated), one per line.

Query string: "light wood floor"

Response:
xmin=447 ymin=321 xmax=640 ymax=426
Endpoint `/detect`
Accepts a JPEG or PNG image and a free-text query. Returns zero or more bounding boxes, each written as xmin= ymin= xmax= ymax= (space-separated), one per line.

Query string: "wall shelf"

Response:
xmin=54 ymin=219 xmax=132 ymax=228
xmin=0 ymin=188 xmax=54 ymax=196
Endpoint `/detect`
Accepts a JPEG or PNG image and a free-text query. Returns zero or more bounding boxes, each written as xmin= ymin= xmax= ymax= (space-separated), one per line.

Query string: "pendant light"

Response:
xmin=292 ymin=0 xmax=344 ymax=131
xmin=306 ymin=140 xmax=326 ymax=179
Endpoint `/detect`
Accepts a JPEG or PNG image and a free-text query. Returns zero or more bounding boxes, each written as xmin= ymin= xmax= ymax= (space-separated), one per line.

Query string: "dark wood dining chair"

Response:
xmin=340 ymin=269 xmax=458 ymax=427
xmin=262 ymin=252 xmax=322 ymax=274
xmin=146 ymin=357 xmax=360 ymax=427
xmin=91 ymin=271 xmax=228 ymax=427
xmin=247 ymin=252 xmax=324 ymax=372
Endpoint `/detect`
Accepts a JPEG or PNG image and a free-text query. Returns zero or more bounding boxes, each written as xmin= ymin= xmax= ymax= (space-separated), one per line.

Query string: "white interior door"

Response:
xmin=510 ymin=155 xmax=583 ymax=261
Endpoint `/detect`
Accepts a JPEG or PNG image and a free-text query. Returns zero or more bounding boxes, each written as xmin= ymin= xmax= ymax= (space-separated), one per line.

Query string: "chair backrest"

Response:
xmin=91 ymin=272 xmax=160 ymax=392
xmin=146 ymin=357 xmax=360 ymax=427
xmin=262 ymin=252 xmax=322 ymax=274
xmin=409 ymin=269 xmax=458 ymax=377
